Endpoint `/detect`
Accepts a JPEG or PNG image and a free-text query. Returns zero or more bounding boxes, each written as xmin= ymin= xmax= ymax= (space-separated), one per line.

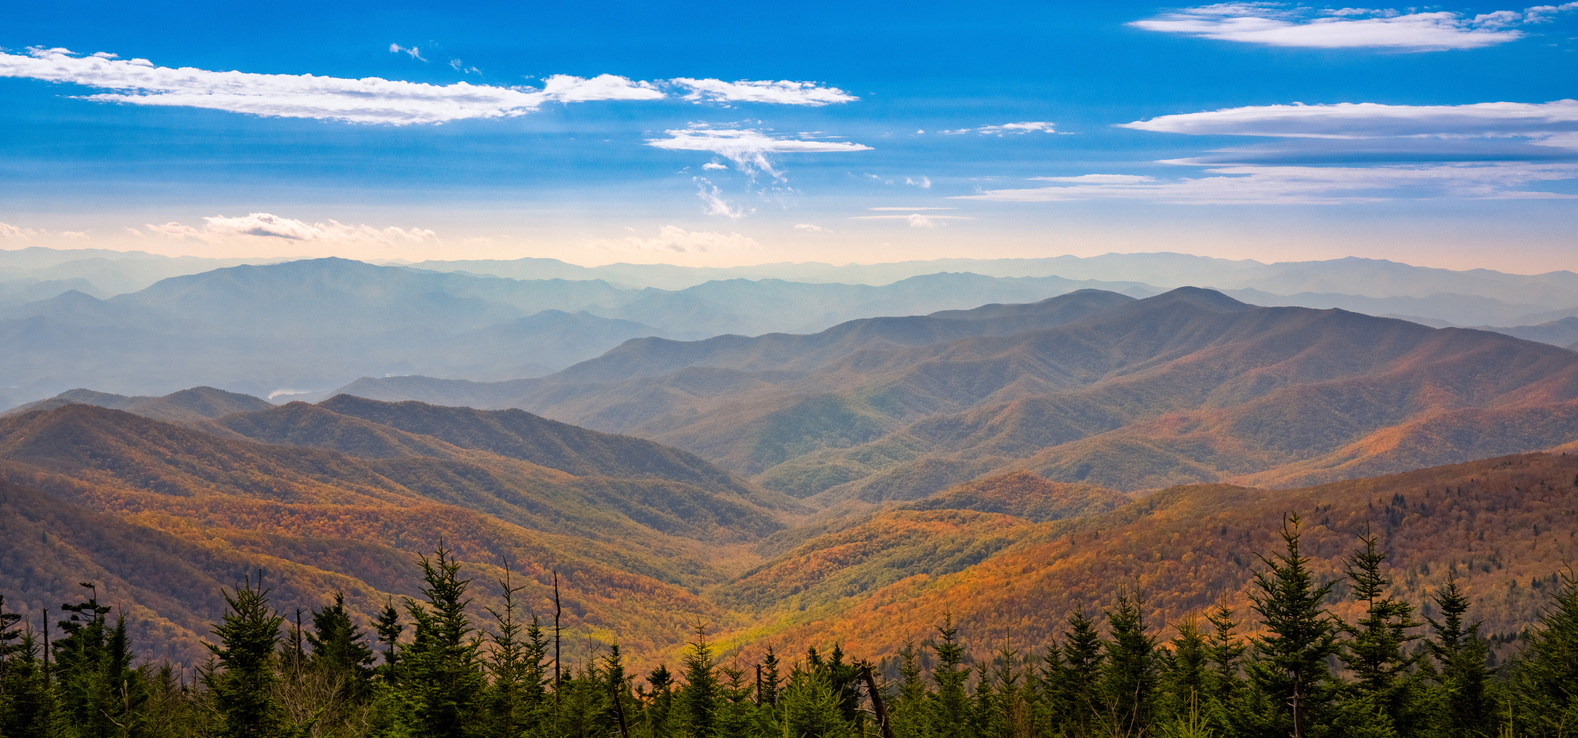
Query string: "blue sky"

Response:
xmin=1 ymin=0 xmax=1576 ymax=271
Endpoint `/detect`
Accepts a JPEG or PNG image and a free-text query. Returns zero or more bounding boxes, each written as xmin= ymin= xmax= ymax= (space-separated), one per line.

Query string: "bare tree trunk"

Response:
xmin=860 ymin=663 xmax=896 ymax=738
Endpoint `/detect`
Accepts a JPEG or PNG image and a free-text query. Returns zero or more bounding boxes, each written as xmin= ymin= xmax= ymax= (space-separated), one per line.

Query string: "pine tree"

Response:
xmin=992 ymin=641 xmax=1029 ymax=738
xmin=1513 ymin=569 xmax=1578 ymax=736
xmin=890 ymin=643 xmax=932 ymax=738
xmin=1031 ymin=642 xmax=1069 ymax=738
xmin=1162 ymin=617 xmax=1209 ymax=726
xmin=602 ymin=644 xmax=635 ymax=737
xmin=1245 ymin=514 xmax=1341 ymax=738
xmin=52 ymin=583 xmax=145 ymax=738
xmin=402 ymin=545 xmax=485 ymax=737
xmin=780 ymin=664 xmax=856 ymax=738
xmin=759 ymin=645 xmax=782 ymax=709
xmin=0 ymin=624 xmax=49 ymax=738
xmin=930 ymin=615 xmax=970 ymax=733
xmin=1424 ymin=575 xmax=1492 ymax=737
xmin=308 ymin=592 xmax=375 ymax=694
xmin=1063 ymin=611 xmax=1106 ymax=736
xmin=1340 ymin=531 xmax=1423 ymax=735
xmin=207 ymin=576 xmax=289 ymax=738
xmin=373 ymin=596 xmax=402 ymax=672
xmin=1102 ymin=592 xmax=1158 ymax=736
xmin=483 ymin=564 xmax=532 ymax=737
xmin=680 ymin=622 xmax=720 ymax=737
xmin=642 ymin=663 xmax=676 ymax=736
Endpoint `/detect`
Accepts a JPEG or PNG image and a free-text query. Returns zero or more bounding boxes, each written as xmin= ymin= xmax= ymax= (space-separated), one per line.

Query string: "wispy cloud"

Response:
xmin=1130 ymin=4 xmax=1551 ymax=49
xmin=0 ymin=47 xmax=857 ymax=125
xmin=671 ymin=78 xmax=856 ymax=106
xmin=1122 ymin=100 xmax=1578 ymax=148
xmin=647 ymin=127 xmax=871 ymax=179
xmin=389 ymin=43 xmax=426 ymax=61
xmin=944 ymin=121 xmax=1059 ymax=135
xmin=852 ymin=208 xmax=975 ymax=227
xmin=959 ymin=162 xmax=1578 ymax=204
xmin=0 ymin=221 xmax=43 ymax=239
xmin=794 ymin=223 xmax=833 ymax=233
xmin=695 ymin=177 xmax=746 ymax=218
xmin=140 ymin=212 xmax=439 ymax=245
xmin=593 ymin=225 xmax=759 ymax=253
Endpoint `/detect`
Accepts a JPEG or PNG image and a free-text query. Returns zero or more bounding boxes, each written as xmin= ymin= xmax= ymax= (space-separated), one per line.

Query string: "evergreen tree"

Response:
xmin=1102 ymin=592 xmax=1158 ymax=736
xmin=402 ymin=545 xmax=485 ymax=737
xmin=602 ymin=644 xmax=636 ymax=737
xmin=207 ymin=576 xmax=289 ymax=738
xmin=482 ymin=564 xmax=533 ymax=737
xmin=680 ymin=623 xmax=720 ymax=737
xmin=759 ymin=645 xmax=782 ymax=709
xmin=1031 ymin=641 xmax=1069 ymax=738
xmin=1340 ymin=531 xmax=1423 ymax=735
xmin=992 ymin=642 xmax=1028 ymax=738
xmin=52 ymin=584 xmax=145 ymax=738
xmin=0 ymin=624 xmax=49 ymax=738
xmin=1424 ymin=575 xmax=1493 ymax=737
xmin=930 ymin=615 xmax=970 ymax=733
xmin=373 ymin=596 xmax=402 ymax=672
xmin=1513 ymin=569 xmax=1578 ymax=736
xmin=1245 ymin=514 xmax=1341 ymax=738
xmin=780 ymin=664 xmax=856 ymax=738
xmin=641 ymin=663 xmax=676 ymax=736
xmin=890 ymin=643 xmax=933 ymax=738
xmin=1063 ymin=611 xmax=1106 ymax=736
xmin=1162 ymin=617 xmax=1209 ymax=726
xmin=307 ymin=592 xmax=374 ymax=694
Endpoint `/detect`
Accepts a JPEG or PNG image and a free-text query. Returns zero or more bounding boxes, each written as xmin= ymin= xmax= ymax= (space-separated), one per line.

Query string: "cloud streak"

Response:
xmin=1122 ymin=100 xmax=1578 ymax=148
xmin=944 ymin=121 xmax=1059 ymax=135
xmin=142 ymin=212 xmax=439 ymax=245
xmin=960 ymin=162 xmax=1578 ymax=204
xmin=0 ymin=47 xmax=855 ymax=125
xmin=1130 ymin=4 xmax=1547 ymax=50
xmin=648 ymin=127 xmax=872 ymax=178
xmin=671 ymin=78 xmax=856 ymax=106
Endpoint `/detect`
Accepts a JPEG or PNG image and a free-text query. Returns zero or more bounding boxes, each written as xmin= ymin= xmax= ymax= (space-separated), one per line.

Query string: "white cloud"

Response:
xmin=905 ymin=176 xmax=932 ymax=188
xmin=702 ymin=162 xmax=728 ymax=170
xmin=958 ymin=162 xmax=1578 ymax=204
xmin=389 ymin=44 xmax=426 ymax=61
xmin=145 ymin=212 xmax=439 ymax=245
xmin=1121 ymin=100 xmax=1578 ymax=148
xmin=944 ymin=121 xmax=1059 ymax=135
xmin=647 ymin=127 xmax=871 ymax=178
xmin=1130 ymin=5 xmax=1531 ymax=49
xmin=1526 ymin=2 xmax=1578 ymax=22
xmin=670 ymin=78 xmax=856 ymax=106
xmin=1031 ymin=174 xmax=1158 ymax=183
xmin=694 ymin=178 xmax=746 ymax=219
xmin=57 ymin=231 xmax=89 ymax=239
xmin=596 ymin=225 xmax=759 ymax=253
xmin=794 ymin=223 xmax=832 ymax=233
xmin=0 ymin=47 xmax=857 ymax=125
xmin=866 ymin=206 xmax=957 ymax=211
xmin=0 ymin=222 xmax=39 ymax=239
xmin=851 ymin=212 xmax=975 ymax=226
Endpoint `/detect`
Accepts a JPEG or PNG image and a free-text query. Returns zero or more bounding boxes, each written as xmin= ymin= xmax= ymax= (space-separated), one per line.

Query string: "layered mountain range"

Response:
xmin=2 ymin=393 xmax=1575 ymax=672
xmin=339 ymin=287 xmax=1578 ymax=497
xmin=6 ymin=248 xmax=1578 ymax=411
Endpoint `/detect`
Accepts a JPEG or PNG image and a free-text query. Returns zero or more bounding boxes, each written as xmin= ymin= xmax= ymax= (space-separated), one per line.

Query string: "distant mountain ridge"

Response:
xmin=339 ymin=287 xmax=1578 ymax=499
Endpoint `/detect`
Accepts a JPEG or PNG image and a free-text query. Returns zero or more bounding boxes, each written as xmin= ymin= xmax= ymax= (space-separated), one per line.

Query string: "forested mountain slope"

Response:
xmin=0 ymin=402 xmax=792 ymax=665
xmin=342 ymin=287 xmax=1578 ymax=499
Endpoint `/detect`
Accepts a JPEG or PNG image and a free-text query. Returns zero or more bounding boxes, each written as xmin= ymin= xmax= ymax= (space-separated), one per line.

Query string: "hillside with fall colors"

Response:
xmin=340 ymin=287 xmax=1578 ymax=501
xmin=0 ymin=400 xmax=795 ymax=665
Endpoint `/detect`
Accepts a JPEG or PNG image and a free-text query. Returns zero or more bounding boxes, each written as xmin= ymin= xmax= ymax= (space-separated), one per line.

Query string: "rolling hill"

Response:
xmin=0 ymin=400 xmax=794 ymax=665
xmin=340 ymin=287 xmax=1578 ymax=500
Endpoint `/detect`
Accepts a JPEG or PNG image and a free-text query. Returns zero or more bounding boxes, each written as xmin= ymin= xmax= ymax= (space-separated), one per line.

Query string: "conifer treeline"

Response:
xmin=2 ymin=515 xmax=1577 ymax=737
